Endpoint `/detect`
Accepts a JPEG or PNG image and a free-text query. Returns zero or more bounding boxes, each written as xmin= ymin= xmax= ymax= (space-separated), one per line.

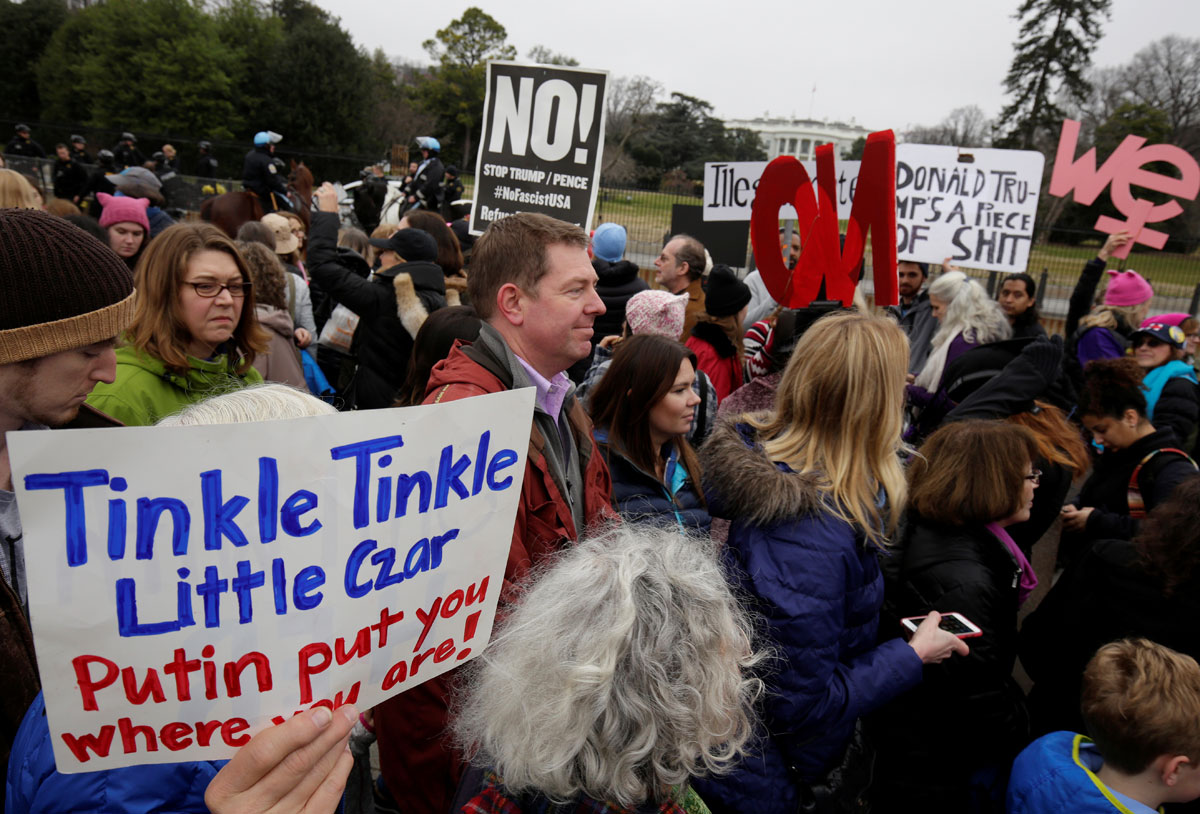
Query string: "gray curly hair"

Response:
xmin=452 ymin=525 xmax=764 ymax=806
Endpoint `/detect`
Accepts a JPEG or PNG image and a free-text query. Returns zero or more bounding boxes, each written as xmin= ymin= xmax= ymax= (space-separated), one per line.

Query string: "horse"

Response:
xmin=199 ymin=159 xmax=314 ymax=238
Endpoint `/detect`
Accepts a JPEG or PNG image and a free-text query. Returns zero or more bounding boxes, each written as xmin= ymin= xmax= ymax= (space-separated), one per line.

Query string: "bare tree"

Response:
xmin=603 ymin=74 xmax=662 ymax=175
xmin=1121 ymin=36 xmax=1200 ymax=151
xmin=903 ymin=105 xmax=993 ymax=147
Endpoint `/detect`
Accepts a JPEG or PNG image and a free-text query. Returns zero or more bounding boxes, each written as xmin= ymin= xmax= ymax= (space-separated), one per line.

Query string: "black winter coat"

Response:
xmin=52 ymin=158 xmax=89 ymax=201
xmin=410 ymin=156 xmax=444 ymax=209
xmin=595 ymin=434 xmax=710 ymax=534
xmin=112 ymin=142 xmax=144 ymax=170
xmin=1009 ymin=308 xmax=1046 ymax=339
xmin=197 ymin=154 xmax=219 ymax=179
xmin=1151 ymin=376 xmax=1200 ymax=450
xmin=1021 ymin=537 xmax=1200 ymax=736
xmin=242 ymin=146 xmax=287 ymax=198
xmin=592 ymin=258 xmax=648 ymax=342
xmin=874 ymin=517 xmax=1029 ymax=803
xmin=1063 ymin=428 xmax=1197 ymax=554
xmin=4 ymin=137 xmax=45 ymax=158
xmin=307 ymin=211 xmax=446 ymax=409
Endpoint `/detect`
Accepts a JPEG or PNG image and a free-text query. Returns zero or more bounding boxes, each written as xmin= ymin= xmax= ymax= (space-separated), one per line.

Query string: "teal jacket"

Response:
xmin=86 ymin=345 xmax=263 ymax=427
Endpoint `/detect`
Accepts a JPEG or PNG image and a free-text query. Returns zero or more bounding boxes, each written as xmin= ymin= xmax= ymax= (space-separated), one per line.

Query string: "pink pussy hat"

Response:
xmin=626 ymin=290 xmax=688 ymax=339
xmin=97 ymin=192 xmax=150 ymax=232
xmin=1103 ymin=269 xmax=1153 ymax=307
xmin=1145 ymin=313 xmax=1191 ymax=328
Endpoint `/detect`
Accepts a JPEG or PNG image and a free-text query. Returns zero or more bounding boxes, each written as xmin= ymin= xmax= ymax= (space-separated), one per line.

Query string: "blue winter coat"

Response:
xmin=6 ymin=692 xmax=222 ymax=814
xmin=594 ymin=430 xmax=711 ymax=534
xmin=691 ymin=420 xmax=923 ymax=814
xmin=1008 ymin=731 xmax=1150 ymax=814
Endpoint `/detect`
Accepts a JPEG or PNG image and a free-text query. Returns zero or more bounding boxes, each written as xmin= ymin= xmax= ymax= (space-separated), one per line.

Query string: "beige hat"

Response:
xmin=261 ymin=213 xmax=299 ymax=255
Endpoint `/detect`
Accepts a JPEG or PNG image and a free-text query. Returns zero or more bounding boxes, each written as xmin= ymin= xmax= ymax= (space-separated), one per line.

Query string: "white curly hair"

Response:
xmin=913 ymin=271 xmax=1012 ymax=391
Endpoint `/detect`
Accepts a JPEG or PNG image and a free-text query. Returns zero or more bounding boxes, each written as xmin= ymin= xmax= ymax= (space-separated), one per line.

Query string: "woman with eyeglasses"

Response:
xmin=1129 ymin=316 xmax=1200 ymax=448
xmin=87 ymin=223 xmax=268 ymax=426
xmin=873 ymin=420 xmax=1042 ymax=811
xmin=1059 ymin=357 xmax=1199 ymax=566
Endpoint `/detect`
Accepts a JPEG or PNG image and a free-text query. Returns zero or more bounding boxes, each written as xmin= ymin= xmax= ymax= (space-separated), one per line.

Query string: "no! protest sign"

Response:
xmin=9 ymin=389 xmax=532 ymax=772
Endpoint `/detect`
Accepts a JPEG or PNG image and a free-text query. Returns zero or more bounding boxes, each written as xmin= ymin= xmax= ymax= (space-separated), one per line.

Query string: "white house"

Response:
xmin=725 ymin=116 xmax=873 ymax=160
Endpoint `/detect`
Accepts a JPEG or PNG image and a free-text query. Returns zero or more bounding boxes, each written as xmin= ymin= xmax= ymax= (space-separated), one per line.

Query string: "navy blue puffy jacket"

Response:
xmin=691 ymin=420 xmax=922 ymax=814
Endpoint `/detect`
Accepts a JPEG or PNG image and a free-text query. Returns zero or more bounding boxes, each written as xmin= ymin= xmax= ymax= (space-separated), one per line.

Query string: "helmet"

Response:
xmin=70 ymin=134 xmax=86 ymax=145
xmin=198 ymin=140 xmax=212 ymax=152
xmin=121 ymin=132 xmax=136 ymax=142
xmin=97 ymin=149 xmax=115 ymax=167
xmin=254 ymin=131 xmax=283 ymax=147
xmin=415 ymin=136 xmax=440 ymax=152
xmin=152 ymin=151 xmax=166 ymax=163
xmin=15 ymin=123 xmax=30 ymax=134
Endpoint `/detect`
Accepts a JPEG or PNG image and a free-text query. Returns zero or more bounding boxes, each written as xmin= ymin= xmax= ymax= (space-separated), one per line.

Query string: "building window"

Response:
xmin=788 ymin=138 xmax=797 ymax=153
xmin=801 ymin=139 xmax=811 ymax=154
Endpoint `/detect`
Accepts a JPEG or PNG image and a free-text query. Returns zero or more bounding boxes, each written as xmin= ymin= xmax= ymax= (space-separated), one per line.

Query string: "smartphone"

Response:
xmin=901 ymin=612 xmax=982 ymax=639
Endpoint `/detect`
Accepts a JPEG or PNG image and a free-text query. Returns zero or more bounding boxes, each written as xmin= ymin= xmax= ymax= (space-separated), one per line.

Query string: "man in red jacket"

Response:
xmin=372 ymin=213 xmax=617 ymax=814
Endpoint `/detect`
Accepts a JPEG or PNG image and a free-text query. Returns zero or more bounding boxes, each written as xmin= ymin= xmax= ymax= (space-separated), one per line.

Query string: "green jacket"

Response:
xmin=86 ymin=345 xmax=263 ymax=426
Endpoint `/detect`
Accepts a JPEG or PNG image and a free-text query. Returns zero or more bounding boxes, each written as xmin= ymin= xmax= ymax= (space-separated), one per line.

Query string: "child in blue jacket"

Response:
xmin=1008 ymin=638 xmax=1200 ymax=813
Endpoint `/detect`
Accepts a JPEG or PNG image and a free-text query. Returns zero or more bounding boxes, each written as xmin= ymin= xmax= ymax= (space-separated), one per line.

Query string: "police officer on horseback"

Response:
xmin=405 ymin=136 xmax=445 ymax=213
xmin=242 ymin=130 xmax=291 ymax=213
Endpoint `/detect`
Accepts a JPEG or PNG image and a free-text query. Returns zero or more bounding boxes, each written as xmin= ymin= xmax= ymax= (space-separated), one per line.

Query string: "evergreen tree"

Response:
xmin=997 ymin=0 xmax=1112 ymax=149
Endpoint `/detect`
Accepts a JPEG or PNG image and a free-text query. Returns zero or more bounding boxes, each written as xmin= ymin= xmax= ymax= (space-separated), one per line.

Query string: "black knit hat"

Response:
xmin=704 ymin=264 xmax=752 ymax=318
xmin=0 ymin=208 xmax=135 ymax=364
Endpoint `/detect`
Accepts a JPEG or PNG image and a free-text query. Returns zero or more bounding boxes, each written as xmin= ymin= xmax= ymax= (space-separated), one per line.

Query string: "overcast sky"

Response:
xmin=313 ymin=0 xmax=1197 ymax=132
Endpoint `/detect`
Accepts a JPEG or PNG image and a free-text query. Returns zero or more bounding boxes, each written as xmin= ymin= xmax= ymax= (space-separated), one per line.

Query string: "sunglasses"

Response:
xmin=1131 ymin=336 xmax=1167 ymax=349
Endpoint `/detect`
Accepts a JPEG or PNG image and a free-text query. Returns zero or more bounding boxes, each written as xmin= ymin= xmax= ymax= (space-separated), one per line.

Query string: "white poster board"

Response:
xmin=8 ymin=390 xmax=533 ymax=772
xmin=703 ymin=144 xmax=1044 ymax=273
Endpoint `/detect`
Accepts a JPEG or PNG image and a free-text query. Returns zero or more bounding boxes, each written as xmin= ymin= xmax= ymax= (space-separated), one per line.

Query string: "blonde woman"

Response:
xmin=694 ymin=311 xmax=968 ymax=814
xmin=0 ymin=168 xmax=41 ymax=208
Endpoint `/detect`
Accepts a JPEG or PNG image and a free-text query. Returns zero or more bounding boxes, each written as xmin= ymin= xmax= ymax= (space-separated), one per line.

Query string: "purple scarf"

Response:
xmin=986 ymin=521 xmax=1038 ymax=606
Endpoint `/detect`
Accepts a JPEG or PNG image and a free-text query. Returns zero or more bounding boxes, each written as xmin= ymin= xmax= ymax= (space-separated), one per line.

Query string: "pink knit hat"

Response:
xmin=1145 ymin=313 xmax=1191 ymax=328
xmin=97 ymin=192 xmax=150 ymax=232
xmin=626 ymin=290 xmax=688 ymax=339
xmin=1103 ymin=269 xmax=1153 ymax=307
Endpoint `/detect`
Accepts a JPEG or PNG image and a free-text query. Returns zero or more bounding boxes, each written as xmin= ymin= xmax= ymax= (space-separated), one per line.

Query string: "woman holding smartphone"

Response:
xmin=873 ymin=419 xmax=1042 ymax=812
xmin=692 ymin=311 xmax=967 ymax=814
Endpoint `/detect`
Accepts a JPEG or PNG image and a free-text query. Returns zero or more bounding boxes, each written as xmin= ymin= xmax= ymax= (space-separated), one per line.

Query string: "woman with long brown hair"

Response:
xmin=87 ymin=223 xmax=268 ymax=425
xmin=587 ymin=334 xmax=709 ymax=533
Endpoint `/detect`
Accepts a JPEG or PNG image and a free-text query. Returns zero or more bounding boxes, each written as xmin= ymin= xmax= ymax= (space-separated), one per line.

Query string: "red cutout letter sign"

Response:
xmin=1049 ymin=119 xmax=1200 ymax=259
xmin=750 ymin=129 xmax=897 ymax=308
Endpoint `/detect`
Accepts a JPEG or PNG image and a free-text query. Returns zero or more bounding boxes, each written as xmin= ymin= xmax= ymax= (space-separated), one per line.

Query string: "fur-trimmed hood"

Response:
xmin=444 ymin=274 xmax=469 ymax=307
xmin=388 ymin=259 xmax=445 ymax=339
xmin=700 ymin=416 xmax=826 ymax=527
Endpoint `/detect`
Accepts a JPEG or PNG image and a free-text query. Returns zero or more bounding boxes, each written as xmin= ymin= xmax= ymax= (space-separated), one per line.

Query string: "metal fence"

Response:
xmin=9 ymin=143 xmax=1198 ymax=331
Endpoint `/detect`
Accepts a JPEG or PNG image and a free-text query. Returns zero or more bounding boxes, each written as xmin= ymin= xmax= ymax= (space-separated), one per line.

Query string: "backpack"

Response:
xmin=1127 ymin=447 xmax=1199 ymax=518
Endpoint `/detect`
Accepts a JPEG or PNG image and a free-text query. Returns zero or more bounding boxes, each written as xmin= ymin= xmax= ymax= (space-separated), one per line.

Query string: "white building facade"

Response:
xmin=725 ymin=117 xmax=873 ymax=160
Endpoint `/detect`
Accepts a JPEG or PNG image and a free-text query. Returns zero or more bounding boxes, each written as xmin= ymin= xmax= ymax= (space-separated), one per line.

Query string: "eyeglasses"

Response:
xmin=185 ymin=281 xmax=251 ymax=298
xmin=1023 ymin=469 xmax=1042 ymax=485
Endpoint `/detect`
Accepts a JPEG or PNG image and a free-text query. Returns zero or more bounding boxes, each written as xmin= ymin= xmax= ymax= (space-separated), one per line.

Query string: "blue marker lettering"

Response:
xmin=24 ymin=469 xmax=109 ymax=566
xmin=200 ymin=469 xmax=250 ymax=550
xmin=330 ymin=435 xmax=404 ymax=529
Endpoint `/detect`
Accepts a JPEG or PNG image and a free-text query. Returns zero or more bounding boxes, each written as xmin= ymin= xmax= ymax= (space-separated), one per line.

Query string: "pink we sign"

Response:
xmin=1049 ymin=119 xmax=1200 ymax=260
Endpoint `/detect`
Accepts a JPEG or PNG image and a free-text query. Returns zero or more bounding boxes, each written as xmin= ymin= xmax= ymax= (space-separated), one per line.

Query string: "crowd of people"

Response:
xmin=4 ymin=140 xmax=1200 ymax=814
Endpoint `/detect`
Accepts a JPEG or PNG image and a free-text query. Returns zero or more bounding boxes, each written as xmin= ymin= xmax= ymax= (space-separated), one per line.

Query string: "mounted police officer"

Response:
xmin=112 ymin=132 xmax=144 ymax=170
xmin=196 ymin=140 xmax=219 ymax=179
xmin=406 ymin=136 xmax=445 ymax=213
xmin=242 ymin=130 xmax=291 ymax=213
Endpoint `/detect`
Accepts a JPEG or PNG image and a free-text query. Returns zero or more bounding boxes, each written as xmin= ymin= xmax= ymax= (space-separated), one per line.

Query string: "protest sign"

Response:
xmin=8 ymin=389 xmax=533 ymax=772
xmin=1049 ymin=118 xmax=1200 ymax=260
xmin=750 ymin=131 xmax=897 ymax=309
xmin=471 ymin=61 xmax=607 ymax=235
xmin=704 ymin=160 xmax=859 ymax=221
xmin=707 ymin=144 xmax=1043 ymax=273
